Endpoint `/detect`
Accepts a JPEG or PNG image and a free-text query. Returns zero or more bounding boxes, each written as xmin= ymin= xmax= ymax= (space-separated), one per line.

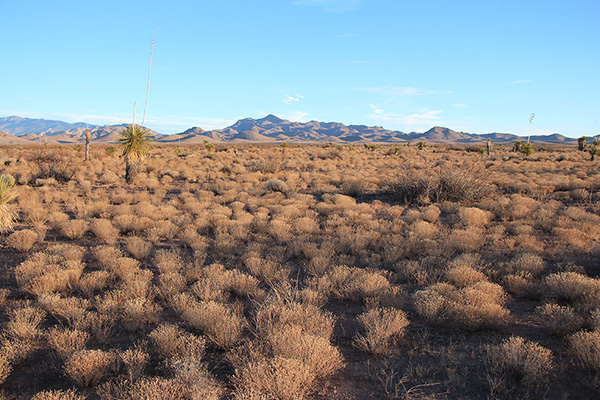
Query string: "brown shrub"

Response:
xmin=569 ymin=330 xmax=600 ymax=372
xmin=485 ymin=336 xmax=553 ymax=393
xmin=7 ymin=229 xmax=38 ymax=252
xmin=354 ymin=307 xmax=409 ymax=356
xmin=63 ymin=349 xmax=116 ymax=387
xmin=5 ymin=306 xmax=46 ymax=344
xmin=149 ymin=324 xmax=207 ymax=361
xmin=125 ymin=236 xmax=153 ymax=260
xmin=536 ymin=303 xmax=583 ymax=336
xmin=60 ymin=219 xmax=89 ymax=240
xmin=31 ymin=389 xmax=86 ymax=400
xmin=46 ymin=327 xmax=90 ymax=359
xmin=90 ymin=218 xmax=119 ymax=243
xmin=118 ymin=346 xmax=150 ymax=380
xmin=181 ymin=300 xmax=245 ymax=350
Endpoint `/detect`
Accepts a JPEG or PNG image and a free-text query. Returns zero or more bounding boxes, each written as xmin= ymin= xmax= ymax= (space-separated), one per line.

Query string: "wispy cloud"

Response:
xmin=292 ymin=0 xmax=361 ymax=12
xmin=358 ymin=85 xmax=445 ymax=96
xmin=368 ymin=104 xmax=442 ymax=130
xmin=283 ymin=94 xmax=304 ymax=104
xmin=453 ymin=103 xmax=468 ymax=108
xmin=509 ymin=79 xmax=532 ymax=85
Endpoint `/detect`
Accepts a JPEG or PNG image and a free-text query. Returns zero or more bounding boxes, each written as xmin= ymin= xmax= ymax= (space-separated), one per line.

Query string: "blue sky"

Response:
xmin=1 ymin=0 xmax=598 ymax=136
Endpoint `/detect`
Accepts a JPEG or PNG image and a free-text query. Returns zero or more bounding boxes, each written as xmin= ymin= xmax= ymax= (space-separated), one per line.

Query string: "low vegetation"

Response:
xmin=0 ymin=142 xmax=599 ymax=398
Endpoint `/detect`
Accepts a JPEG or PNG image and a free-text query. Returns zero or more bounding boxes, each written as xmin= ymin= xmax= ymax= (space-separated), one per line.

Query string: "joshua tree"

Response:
xmin=84 ymin=129 xmax=91 ymax=161
xmin=520 ymin=142 xmax=535 ymax=156
xmin=118 ymin=124 xmax=154 ymax=184
xmin=578 ymin=136 xmax=587 ymax=151
xmin=590 ymin=140 xmax=600 ymax=161
xmin=0 ymin=174 xmax=17 ymax=234
xmin=513 ymin=141 xmax=522 ymax=152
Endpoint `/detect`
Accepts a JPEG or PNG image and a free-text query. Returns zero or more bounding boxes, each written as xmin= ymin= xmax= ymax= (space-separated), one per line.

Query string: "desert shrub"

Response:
xmin=122 ymin=297 xmax=161 ymax=331
xmin=7 ymin=229 xmax=38 ymax=252
xmin=232 ymin=355 xmax=315 ymax=400
xmin=390 ymin=167 xmax=494 ymax=205
xmin=118 ymin=346 xmax=150 ymax=381
xmin=457 ymin=206 xmax=492 ymax=226
xmin=153 ymin=248 xmax=184 ymax=274
xmin=507 ymin=253 xmax=546 ymax=276
xmin=569 ymin=330 xmax=600 ymax=372
xmin=64 ymin=349 xmax=116 ymax=387
xmin=97 ymin=377 xmax=184 ymax=400
xmin=267 ymin=324 xmax=344 ymax=379
xmin=31 ymin=389 xmax=86 ymax=400
xmin=0 ymin=174 xmax=18 ymax=233
xmin=536 ymin=303 xmax=583 ymax=336
xmin=78 ymin=270 xmax=112 ymax=298
xmin=46 ymin=327 xmax=90 ymax=359
xmin=60 ymin=219 xmax=88 ymax=240
xmin=265 ymin=179 xmax=290 ymax=194
xmin=125 ymin=236 xmax=153 ymax=260
xmin=413 ymin=282 xmax=509 ymax=330
xmin=149 ymin=324 xmax=206 ymax=361
xmin=325 ymin=266 xmax=390 ymax=302
xmin=0 ymin=348 xmax=13 ymax=385
xmin=354 ymin=307 xmax=409 ymax=356
xmin=545 ymin=272 xmax=600 ymax=306
xmin=30 ymin=151 xmax=76 ymax=182
xmin=255 ymin=301 xmax=336 ymax=340
xmin=4 ymin=306 xmax=46 ymax=344
xmin=90 ymin=218 xmax=119 ymax=243
xmin=485 ymin=336 xmax=553 ymax=394
xmin=181 ymin=300 xmax=246 ymax=349
xmin=445 ymin=265 xmax=487 ymax=288
xmin=38 ymin=293 xmax=89 ymax=326
xmin=167 ymin=358 xmax=225 ymax=400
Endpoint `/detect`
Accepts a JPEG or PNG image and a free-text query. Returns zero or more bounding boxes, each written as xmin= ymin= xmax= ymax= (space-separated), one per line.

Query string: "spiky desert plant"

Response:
xmin=118 ymin=124 xmax=154 ymax=184
xmin=578 ymin=136 xmax=587 ymax=151
xmin=84 ymin=128 xmax=91 ymax=161
xmin=0 ymin=174 xmax=18 ymax=234
xmin=590 ymin=140 xmax=600 ymax=161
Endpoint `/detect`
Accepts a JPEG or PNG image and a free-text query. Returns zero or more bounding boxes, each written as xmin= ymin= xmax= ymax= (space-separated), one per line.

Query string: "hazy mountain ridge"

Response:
xmin=0 ymin=115 xmax=577 ymax=145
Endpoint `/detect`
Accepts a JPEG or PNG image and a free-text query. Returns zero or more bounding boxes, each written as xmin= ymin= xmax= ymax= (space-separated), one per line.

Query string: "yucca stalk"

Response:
xmin=118 ymin=124 xmax=154 ymax=183
xmin=0 ymin=174 xmax=18 ymax=234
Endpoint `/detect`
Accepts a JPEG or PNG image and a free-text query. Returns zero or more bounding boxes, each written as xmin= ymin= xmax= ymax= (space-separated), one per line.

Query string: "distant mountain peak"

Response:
xmin=258 ymin=114 xmax=284 ymax=124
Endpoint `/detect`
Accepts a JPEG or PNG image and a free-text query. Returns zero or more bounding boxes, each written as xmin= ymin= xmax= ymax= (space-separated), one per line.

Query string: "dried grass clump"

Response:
xmin=232 ymin=355 xmax=315 ymax=400
xmin=413 ymin=281 xmax=509 ymax=330
xmin=391 ymin=167 xmax=494 ymax=205
xmin=125 ymin=236 xmax=153 ymax=260
xmin=118 ymin=346 xmax=150 ymax=381
xmin=354 ymin=307 xmax=409 ymax=356
xmin=60 ymin=219 xmax=89 ymax=240
xmin=63 ymin=349 xmax=116 ymax=387
xmin=4 ymin=306 xmax=46 ymax=345
xmin=325 ymin=266 xmax=390 ymax=302
xmin=149 ymin=324 xmax=206 ymax=361
xmin=458 ymin=206 xmax=492 ymax=227
xmin=90 ymin=218 xmax=119 ymax=243
xmin=97 ymin=377 xmax=183 ymax=400
xmin=536 ymin=303 xmax=583 ymax=336
xmin=0 ymin=174 xmax=18 ymax=233
xmin=255 ymin=300 xmax=336 ymax=340
xmin=569 ymin=330 xmax=600 ymax=372
xmin=31 ymin=389 xmax=86 ymax=400
xmin=181 ymin=300 xmax=246 ymax=349
xmin=7 ymin=229 xmax=38 ymax=252
xmin=545 ymin=272 xmax=600 ymax=306
xmin=486 ymin=336 xmax=554 ymax=393
xmin=46 ymin=327 xmax=90 ymax=359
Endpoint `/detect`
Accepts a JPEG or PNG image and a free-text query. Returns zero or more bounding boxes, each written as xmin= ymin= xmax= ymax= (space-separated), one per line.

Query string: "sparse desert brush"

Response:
xmin=232 ymin=355 xmax=315 ymax=400
xmin=255 ymin=300 xmax=336 ymax=339
xmin=118 ymin=345 xmax=150 ymax=380
xmin=413 ymin=281 xmax=509 ymax=330
xmin=153 ymin=248 xmax=184 ymax=274
xmin=505 ymin=252 xmax=546 ymax=276
xmin=30 ymin=389 xmax=86 ymax=400
xmin=93 ymin=245 xmax=123 ymax=268
xmin=536 ymin=303 xmax=583 ymax=336
xmin=64 ymin=349 xmax=116 ymax=387
xmin=60 ymin=219 xmax=88 ymax=240
xmin=545 ymin=271 xmax=600 ymax=306
xmin=5 ymin=306 xmax=46 ymax=344
xmin=122 ymin=297 xmax=161 ymax=331
xmin=354 ymin=307 xmax=409 ymax=356
xmin=47 ymin=211 xmax=70 ymax=230
xmin=46 ymin=327 xmax=90 ymax=359
xmin=485 ymin=336 xmax=553 ymax=394
xmin=181 ymin=300 xmax=246 ymax=349
xmin=38 ymin=293 xmax=90 ymax=327
xmin=156 ymin=271 xmax=187 ymax=302
xmin=243 ymin=251 xmax=291 ymax=283
xmin=97 ymin=376 xmax=183 ymax=400
xmin=7 ymin=229 xmax=38 ymax=252
xmin=267 ymin=324 xmax=345 ymax=378
xmin=445 ymin=264 xmax=487 ymax=288
xmin=167 ymin=358 xmax=226 ymax=400
xmin=569 ymin=330 xmax=600 ymax=372
xmin=149 ymin=324 xmax=206 ymax=361
xmin=457 ymin=206 xmax=492 ymax=227
xmin=125 ymin=236 xmax=153 ymax=260
xmin=0 ymin=174 xmax=18 ymax=233
xmin=325 ymin=265 xmax=390 ymax=302
xmin=90 ymin=218 xmax=119 ymax=243
xmin=77 ymin=270 xmax=112 ymax=298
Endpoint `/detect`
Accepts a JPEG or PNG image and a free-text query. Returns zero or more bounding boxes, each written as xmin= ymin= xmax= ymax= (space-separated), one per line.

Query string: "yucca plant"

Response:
xmin=118 ymin=124 xmax=154 ymax=184
xmin=0 ymin=174 xmax=18 ymax=234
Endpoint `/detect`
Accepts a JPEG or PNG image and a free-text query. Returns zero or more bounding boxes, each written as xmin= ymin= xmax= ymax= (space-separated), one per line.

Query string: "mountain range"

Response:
xmin=0 ymin=115 xmax=577 ymax=145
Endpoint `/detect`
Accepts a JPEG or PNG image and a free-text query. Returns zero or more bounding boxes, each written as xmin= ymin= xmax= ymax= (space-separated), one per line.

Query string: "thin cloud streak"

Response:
xmin=368 ymin=104 xmax=442 ymax=131
xmin=509 ymin=79 xmax=532 ymax=85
